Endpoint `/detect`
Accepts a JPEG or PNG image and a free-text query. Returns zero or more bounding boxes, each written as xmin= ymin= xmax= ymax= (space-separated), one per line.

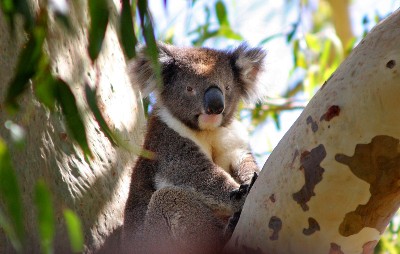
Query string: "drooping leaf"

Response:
xmin=137 ymin=0 xmax=162 ymax=89
xmin=320 ymin=39 xmax=332 ymax=70
xmin=0 ymin=138 xmax=24 ymax=251
xmin=85 ymin=84 xmax=154 ymax=159
xmin=271 ymin=111 xmax=281 ymax=130
xmin=34 ymin=75 xmax=58 ymax=111
xmin=305 ymin=33 xmax=321 ymax=52
xmin=0 ymin=0 xmax=34 ymax=31
xmin=259 ymin=33 xmax=283 ymax=45
xmin=120 ymin=0 xmax=137 ymax=59
xmin=63 ymin=209 xmax=83 ymax=253
xmin=218 ymin=26 xmax=242 ymax=40
xmin=33 ymin=55 xmax=57 ymax=110
xmin=55 ymin=80 xmax=92 ymax=158
xmin=5 ymin=27 xmax=46 ymax=112
xmin=84 ymin=84 xmax=117 ymax=146
xmin=215 ymin=1 xmax=228 ymax=26
xmin=88 ymin=0 xmax=109 ymax=61
xmin=286 ymin=22 xmax=298 ymax=43
xmin=34 ymin=180 xmax=55 ymax=254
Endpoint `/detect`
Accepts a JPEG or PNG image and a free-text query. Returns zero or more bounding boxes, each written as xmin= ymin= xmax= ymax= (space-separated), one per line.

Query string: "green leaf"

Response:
xmin=0 ymin=138 xmax=24 ymax=251
xmin=88 ymin=0 xmax=109 ymax=61
xmin=55 ymin=80 xmax=92 ymax=158
xmin=85 ymin=84 xmax=154 ymax=159
xmin=84 ymin=84 xmax=117 ymax=146
xmin=320 ymin=39 xmax=332 ymax=69
xmin=215 ymin=1 xmax=228 ymax=26
xmin=5 ymin=27 xmax=46 ymax=112
xmin=120 ymin=0 xmax=137 ymax=59
xmin=271 ymin=112 xmax=281 ymax=130
xmin=218 ymin=25 xmax=243 ymax=40
xmin=259 ymin=33 xmax=283 ymax=45
xmin=286 ymin=22 xmax=298 ymax=43
xmin=63 ymin=209 xmax=83 ymax=253
xmin=0 ymin=0 xmax=34 ymax=31
xmin=305 ymin=33 xmax=321 ymax=52
xmin=34 ymin=180 xmax=55 ymax=254
xmin=137 ymin=0 xmax=162 ymax=90
xmin=34 ymin=56 xmax=57 ymax=110
xmin=34 ymin=75 xmax=58 ymax=111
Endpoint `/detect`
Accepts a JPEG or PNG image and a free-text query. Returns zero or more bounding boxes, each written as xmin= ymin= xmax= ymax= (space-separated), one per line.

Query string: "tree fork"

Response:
xmin=226 ymin=8 xmax=400 ymax=254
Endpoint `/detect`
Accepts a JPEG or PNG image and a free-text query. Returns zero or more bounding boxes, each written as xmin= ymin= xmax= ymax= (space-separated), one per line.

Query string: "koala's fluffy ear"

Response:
xmin=230 ymin=43 xmax=266 ymax=103
xmin=128 ymin=43 xmax=174 ymax=97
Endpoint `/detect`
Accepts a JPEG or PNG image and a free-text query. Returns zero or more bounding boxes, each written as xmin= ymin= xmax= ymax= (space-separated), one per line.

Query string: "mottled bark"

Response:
xmin=226 ymin=8 xmax=400 ymax=254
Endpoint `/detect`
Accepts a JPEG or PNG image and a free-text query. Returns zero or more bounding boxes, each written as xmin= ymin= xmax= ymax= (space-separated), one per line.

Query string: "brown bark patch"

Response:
xmin=306 ymin=116 xmax=318 ymax=132
xmin=386 ymin=60 xmax=396 ymax=69
xmin=320 ymin=105 xmax=340 ymax=121
xmin=268 ymin=216 xmax=282 ymax=241
xmin=269 ymin=194 xmax=276 ymax=203
xmin=292 ymin=144 xmax=326 ymax=211
xmin=303 ymin=217 xmax=320 ymax=236
xmin=362 ymin=240 xmax=378 ymax=254
xmin=335 ymin=135 xmax=400 ymax=236
xmin=329 ymin=243 xmax=344 ymax=254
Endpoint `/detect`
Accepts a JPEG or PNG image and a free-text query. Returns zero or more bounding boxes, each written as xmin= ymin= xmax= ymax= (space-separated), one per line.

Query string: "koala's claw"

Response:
xmin=229 ymin=172 xmax=259 ymax=200
xmin=249 ymin=172 xmax=258 ymax=190
xmin=230 ymin=184 xmax=249 ymax=200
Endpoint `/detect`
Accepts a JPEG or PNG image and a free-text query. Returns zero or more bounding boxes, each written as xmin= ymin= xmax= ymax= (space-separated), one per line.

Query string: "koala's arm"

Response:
xmin=152 ymin=132 xmax=243 ymax=214
xmin=217 ymin=120 xmax=260 ymax=185
xmin=234 ymin=152 xmax=260 ymax=184
xmin=157 ymin=157 xmax=244 ymax=213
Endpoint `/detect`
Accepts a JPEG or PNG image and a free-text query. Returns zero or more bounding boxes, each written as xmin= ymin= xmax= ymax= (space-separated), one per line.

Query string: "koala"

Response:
xmin=123 ymin=43 xmax=265 ymax=254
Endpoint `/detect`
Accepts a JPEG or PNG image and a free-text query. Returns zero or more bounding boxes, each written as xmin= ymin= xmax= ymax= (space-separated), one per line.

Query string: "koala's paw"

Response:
xmin=229 ymin=184 xmax=249 ymax=200
xmin=229 ymin=172 xmax=258 ymax=201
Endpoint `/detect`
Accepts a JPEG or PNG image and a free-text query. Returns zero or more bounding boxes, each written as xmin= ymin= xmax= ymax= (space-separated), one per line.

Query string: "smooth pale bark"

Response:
xmin=0 ymin=0 xmax=143 ymax=253
xmin=226 ymin=8 xmax=400 ymax=254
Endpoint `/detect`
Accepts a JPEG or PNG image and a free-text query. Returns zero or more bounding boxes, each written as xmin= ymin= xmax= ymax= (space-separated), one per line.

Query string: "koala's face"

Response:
xmin=130 ymin=44 xmax=266 ymax=131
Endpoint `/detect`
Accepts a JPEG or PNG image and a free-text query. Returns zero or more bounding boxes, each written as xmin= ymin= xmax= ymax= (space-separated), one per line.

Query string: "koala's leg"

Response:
xmin=142 ymin=187 xmax=229 ymax=254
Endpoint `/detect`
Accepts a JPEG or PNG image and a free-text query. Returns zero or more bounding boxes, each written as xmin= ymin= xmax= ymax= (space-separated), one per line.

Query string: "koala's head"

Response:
xmin=129 ymin=43 xmax=266 ymax=131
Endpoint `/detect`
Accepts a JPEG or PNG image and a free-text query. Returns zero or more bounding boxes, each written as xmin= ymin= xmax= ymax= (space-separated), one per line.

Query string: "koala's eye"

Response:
xmin=186 ymin=86 xmax=193 ymax=92
xmin=225 ymin=85 xmax=230 ymax=91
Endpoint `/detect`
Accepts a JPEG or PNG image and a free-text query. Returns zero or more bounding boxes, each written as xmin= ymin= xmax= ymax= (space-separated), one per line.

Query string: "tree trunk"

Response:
xmin=0 ymin=0 xmax=144 ymax=253
xmin=226 ymin=8 xmax=400 ymax=254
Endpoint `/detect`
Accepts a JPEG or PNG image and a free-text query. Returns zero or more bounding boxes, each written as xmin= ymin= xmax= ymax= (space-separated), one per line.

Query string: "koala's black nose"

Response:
xmin=204 ymin=87 xmax=224 ymax=114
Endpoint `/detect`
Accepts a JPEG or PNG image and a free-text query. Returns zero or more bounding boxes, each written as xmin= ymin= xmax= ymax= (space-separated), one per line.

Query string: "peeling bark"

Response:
xmin=226 ymin=9 xmax=400 ymax=254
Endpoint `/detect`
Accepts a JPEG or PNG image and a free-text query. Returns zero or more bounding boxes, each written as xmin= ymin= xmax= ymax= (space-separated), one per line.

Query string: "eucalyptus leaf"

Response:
xmin=0 ymin=0 xmax=34 ymax=30
xmin=85 ymin=84 xmax=117 ymax=146
xmin=55 ymin=80 xmax=93 ymax=158
xmin=63 ymin=209 xmax=83 ymax=253
xmin=215 ymin=1 xmax=228 ymax=26
xmin=120 ymin=0 xmax=137 ymax=59
xmin=5 ymin=27 xmax=46 ymax=112
xmin=0 ymin=138 xmax=24 ymax=251
xmin=137 ymin=0 xmax=162 ymax=89
xmin=88 ymin=0 xmax=109 ymax=61
xmin=34 ymin=180 xmax=55 ymax=254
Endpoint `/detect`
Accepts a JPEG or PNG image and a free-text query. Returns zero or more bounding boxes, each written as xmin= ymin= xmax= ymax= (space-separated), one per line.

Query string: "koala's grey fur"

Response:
xmin=123 ymin=43 xmax=266 ymax=254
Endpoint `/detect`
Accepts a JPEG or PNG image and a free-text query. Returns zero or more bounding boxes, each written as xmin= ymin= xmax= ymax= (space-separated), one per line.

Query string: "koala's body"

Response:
xmin=123 ymin=43 xmax=265 ymax=254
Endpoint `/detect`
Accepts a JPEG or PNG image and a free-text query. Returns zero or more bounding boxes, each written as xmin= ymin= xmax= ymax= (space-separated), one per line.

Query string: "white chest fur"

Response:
xmin=157 ymin=108 xmax=250 ymax=173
